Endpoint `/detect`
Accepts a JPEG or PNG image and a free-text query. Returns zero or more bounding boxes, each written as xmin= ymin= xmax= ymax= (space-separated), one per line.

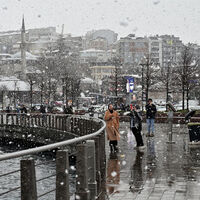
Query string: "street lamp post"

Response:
xmin=30 ymin=79 xmax=33 ymax=108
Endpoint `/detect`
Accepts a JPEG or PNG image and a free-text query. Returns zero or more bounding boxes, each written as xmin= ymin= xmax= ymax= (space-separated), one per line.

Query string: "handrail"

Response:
xmin=0 ymin=118 xmax=106 ymax=161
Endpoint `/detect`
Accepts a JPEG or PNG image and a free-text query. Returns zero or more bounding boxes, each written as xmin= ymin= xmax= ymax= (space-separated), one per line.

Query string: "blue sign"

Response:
xmin=125 ymin=76 xmax=134 ymax=93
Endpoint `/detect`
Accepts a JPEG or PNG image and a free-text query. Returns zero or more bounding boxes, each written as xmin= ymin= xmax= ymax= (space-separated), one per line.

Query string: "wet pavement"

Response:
xmin=106 ymin=123 xmax=200 ymax=200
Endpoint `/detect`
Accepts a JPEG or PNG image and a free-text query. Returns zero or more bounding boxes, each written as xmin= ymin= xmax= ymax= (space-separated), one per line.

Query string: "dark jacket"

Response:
xmin=128 ymin=111 xmax=142 ymax=131
xmin=145 ymin=104 xmax=157 ymax=119
xmin=64 ymin=106 xmax=73 ymax=114
xmin=21 ymin=106 xmax=27 ymax=113
xmin=40 ymin=105 xmax=46 ymax=114
xmin=6 ymin=106 xmax=11 ymax=113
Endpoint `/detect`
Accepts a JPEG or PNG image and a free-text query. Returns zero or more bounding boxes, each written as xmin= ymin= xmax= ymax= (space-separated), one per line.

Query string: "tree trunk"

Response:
xmin=62 ymin=78 xmax=65 ymax=105
xmin=141 ymin=65 xmax=144 ymax=111
xmin=146 ymin=62 xmax=149 ymax=103
xmin=145 ymin=87 xmax=148 ymax=103
xmin=186 ymin=85 xmax=189 ymax=111
xmin=48 ymin=80 xmax=51 ymax=106
xmin=115 ymin=67 xmax=118 ymax=97
xmin=2 ymin=91 xmax=4 ymax=110
xmin=166 ymin=83 xmax=169 ymax=111
xmin=65 ymin=78 xmax=69 ymax=106
xmin=30 ymin=81 xmax=33 ymax=108
xmin=182 ymin=85 xmax=185 ymax=110
xmin=40 ymin=86 xmax=43 ymax=105
xmin=166 ymin=64 xmax=170 ymax=111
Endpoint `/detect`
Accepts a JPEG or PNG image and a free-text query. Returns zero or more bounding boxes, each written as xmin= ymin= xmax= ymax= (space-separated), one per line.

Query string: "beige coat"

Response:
xmin=104 ymin=110 xmax=120 ymax=141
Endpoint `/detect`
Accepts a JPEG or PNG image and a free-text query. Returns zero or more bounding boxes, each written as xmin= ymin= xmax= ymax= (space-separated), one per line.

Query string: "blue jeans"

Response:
xmin=147 ymin=119 xmax=155 ymax=134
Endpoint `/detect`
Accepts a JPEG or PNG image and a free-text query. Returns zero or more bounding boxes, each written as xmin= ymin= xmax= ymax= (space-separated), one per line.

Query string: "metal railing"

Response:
xmin=0 ymin=114 xmax=106 ymax=200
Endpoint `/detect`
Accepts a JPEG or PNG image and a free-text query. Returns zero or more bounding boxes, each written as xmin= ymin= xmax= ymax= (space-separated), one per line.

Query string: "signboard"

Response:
xmin=125 ymin=76 xmax=134 ymax=93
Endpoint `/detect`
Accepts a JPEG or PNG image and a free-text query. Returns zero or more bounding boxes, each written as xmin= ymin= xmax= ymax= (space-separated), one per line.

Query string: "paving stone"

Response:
xmin=106 ymin=123 xmax=200 ymax=199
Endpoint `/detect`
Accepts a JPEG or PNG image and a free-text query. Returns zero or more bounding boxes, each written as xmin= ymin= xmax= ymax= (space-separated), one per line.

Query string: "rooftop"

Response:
xmin=0 ymin=76 xmax=30 ymax=91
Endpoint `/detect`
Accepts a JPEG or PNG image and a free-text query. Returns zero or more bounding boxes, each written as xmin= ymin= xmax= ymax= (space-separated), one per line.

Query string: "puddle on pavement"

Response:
xmin=106 ymin=123 xmax=200 ymax=196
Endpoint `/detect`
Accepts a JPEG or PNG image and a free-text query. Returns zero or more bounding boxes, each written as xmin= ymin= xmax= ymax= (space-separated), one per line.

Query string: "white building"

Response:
xmin=148 ymin=37 xmax=163 ymax=66
xmin=90 ymin=65 xmax=115 ymax=81
xmin=80 ymin=49 xmax=116 ymax=63
xmin=117 ymin=35 xmax=149 ymax=64
xmin=85 ymin=29 xmax=118 ymax=45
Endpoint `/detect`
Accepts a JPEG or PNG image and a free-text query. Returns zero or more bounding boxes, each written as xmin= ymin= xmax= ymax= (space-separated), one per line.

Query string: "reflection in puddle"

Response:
xmin=106 ymin=153 xmax=120 ymax=195
xmin=127 ymin=129 xmax=135 ymax=150
xmin=129 ymin=150 xmax=144 ymax=192
xmin=146 ymin=138 xmax=157 ymax=174
xmin=109 ymin=124 xmax=200 ymax=198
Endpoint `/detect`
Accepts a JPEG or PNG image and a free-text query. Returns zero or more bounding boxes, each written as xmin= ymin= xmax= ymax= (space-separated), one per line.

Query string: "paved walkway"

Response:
xmin=106 ymin=123 xmax=200 ymax=200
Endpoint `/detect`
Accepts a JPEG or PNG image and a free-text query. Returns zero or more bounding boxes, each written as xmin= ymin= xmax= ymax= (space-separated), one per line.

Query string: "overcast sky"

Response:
xmin=0 ymin=0 xmax=200 ymax=44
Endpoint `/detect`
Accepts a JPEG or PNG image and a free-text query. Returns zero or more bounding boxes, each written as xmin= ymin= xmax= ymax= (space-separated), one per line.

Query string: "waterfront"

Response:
xmin=0 ymin=143 xmax=76 ymax=200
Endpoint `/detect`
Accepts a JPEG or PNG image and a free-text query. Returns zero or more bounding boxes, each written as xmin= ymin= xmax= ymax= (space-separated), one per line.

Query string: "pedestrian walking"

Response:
xmin=104 ymin=104 xmax=120 ymax=153
xmin=40 ymin=105 xmax=46 ymax=125
xmin=6 ymin=105 xmax=11 ymax=124
xmin=20 ymin=105 xmax=27 ymax=126
xmin=40 ymin=105 xmax=46 ymax=114
xmin=124 ymin=105 xmax=145 ymax=150
xmin=63 ymin=105 xmax=73 ymax=114
xmin=145 ymin=98 xmax=157 ymax=137
xmin=20 ymin=105 xmax=27 ymax=113
xmin=6 ymin=105 xmax=11 ymax=113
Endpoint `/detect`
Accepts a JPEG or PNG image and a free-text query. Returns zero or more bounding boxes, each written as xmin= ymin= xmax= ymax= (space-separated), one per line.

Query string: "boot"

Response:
xmin=113 ymin=144 xmax=119 ymax=153
xmin=110 ymin=144 xmax=114 ymax=153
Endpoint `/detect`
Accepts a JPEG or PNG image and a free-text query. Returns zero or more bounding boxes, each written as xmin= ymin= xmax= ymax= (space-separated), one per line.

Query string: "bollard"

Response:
xmin=94 ymin=136 xmax=101 ymax=195
xmin=99 ymin=131 xmax=106 ymax=200
xmin=20 ymin=159 xmax=37 ymax=200
xmin=56 ymin=150 xmax=70 ymax=200
xmin=167 ymin=110 xmax=175 ymax=144
xmin=87 ymin=140 xmax=97 ymax=200
xmin=76 ymin=143 xmax=90 ymax=200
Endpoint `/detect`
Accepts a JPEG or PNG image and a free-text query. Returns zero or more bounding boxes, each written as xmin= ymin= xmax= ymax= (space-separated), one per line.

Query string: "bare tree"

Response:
xmin=26 ymin=72 xmax=38 ymax=108
xmin=157 ymin=61 xmax=177 ymax=109
xmin=112 ymin=57 xmax=122 ymax=97
xmin=71 ymin=76 xmax=81 ymax=106
xmin=175 ymin=46 xmax=199 ymax=110
xmin=58 ymin=54 xmax=81 ymax=106
xmin=37 ymin=56 xmax=61 ymax=105
xmin=140 ymin=55 xmax=160 ymax=104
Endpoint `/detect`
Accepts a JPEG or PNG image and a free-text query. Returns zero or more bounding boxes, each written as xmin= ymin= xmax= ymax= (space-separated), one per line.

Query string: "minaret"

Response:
xmin=20 ymin=15 xmax=26 ymax=79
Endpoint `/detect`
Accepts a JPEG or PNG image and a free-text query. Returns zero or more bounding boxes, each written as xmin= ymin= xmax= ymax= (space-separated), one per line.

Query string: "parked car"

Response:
xmin=52 ymin=106 xmax=63 ymax=113
xmin=74 ymin=109 xmax=86 ymax=115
